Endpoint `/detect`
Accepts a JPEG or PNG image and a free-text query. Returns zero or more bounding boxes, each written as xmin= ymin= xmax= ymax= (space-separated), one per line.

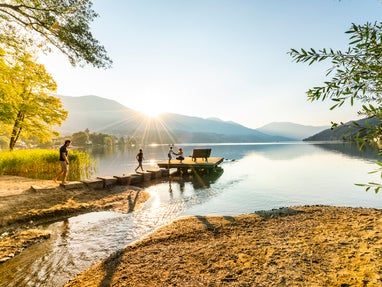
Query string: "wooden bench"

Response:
xmin=191 ymin=148 xmax=211 ymax=162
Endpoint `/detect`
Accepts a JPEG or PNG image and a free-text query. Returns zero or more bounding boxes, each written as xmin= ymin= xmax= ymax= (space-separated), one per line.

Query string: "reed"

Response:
xmin=0 ymin=149 xmax=95 ymax=181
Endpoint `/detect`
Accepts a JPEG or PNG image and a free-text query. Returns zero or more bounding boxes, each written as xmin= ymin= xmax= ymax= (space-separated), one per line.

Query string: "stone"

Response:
xmin=136 ymin=171 xmax=151 ymax=182
xmin=160 ymin=168 xmax=170 ymax=177
xmin=60 ymin=181 xmax=84 ymax=189
xmin=147 ymin=169 xmax=162 ymax=179
xmin=30 ymin=185 xmax=56 ymax=192
xmin=82 ymin=178 xmax=104 ymax=189
xmin=97 ymin=176 xmax=118 ymax=188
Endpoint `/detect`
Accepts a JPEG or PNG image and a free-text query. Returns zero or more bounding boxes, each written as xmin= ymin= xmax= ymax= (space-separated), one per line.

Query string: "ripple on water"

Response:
xmin=0 ymin=179 xmax=223 ymax=287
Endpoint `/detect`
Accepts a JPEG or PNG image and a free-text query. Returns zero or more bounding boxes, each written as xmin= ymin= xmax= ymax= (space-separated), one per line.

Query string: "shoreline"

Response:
xmin=1 ymin=176 xmax=382 ymax=286
xmin=66 ymin=205 xmax=382 ymax=287
xmin=0 ymin=176 xmax=150 ymax=264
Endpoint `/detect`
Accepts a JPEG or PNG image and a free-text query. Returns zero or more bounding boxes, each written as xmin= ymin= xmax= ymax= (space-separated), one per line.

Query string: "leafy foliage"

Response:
xmin=289 ymin=21 xmax=382 ymax=192
xmin=0 ymin=50 xmax=68 ymax=150
xmin=0 ymin=0 xmax=112 ymax=68
xmin=289 ymin=22 xmax=382 ymax=111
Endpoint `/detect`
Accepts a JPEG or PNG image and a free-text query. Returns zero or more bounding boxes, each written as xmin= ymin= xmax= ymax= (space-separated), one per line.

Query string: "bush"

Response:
xmin=0 ymin=149 xmax=95 ymax=181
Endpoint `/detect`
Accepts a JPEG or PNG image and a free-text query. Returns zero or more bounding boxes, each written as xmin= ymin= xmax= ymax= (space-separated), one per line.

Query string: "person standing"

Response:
xmin=53 ymin=139 xmax=71 ymax=184
xmin=135 ymin=148 xmax=144 ymax=172
xmin=168 ymin=146 xmax=174 ymax=164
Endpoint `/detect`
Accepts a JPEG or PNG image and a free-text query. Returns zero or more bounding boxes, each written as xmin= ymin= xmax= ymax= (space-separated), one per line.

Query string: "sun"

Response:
xmin=129 ymin=96 xmax=169 ymax=119
xmin=137 ymin=100 xmax=169 ymax=118
xmin=139 ymin=107 xmax=164 ymax=118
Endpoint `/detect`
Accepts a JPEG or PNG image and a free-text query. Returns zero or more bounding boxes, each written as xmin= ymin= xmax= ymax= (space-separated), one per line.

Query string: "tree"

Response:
xmin=72 ymin=131 xmax=89 ymax=146
xmin=289 ymin=22 xmax=382 ymax=112
xmin=2 ymin=51 xmax=68 ymax=151
xmin=0 ymin=0 xmax=112 ymax=68
xmin=289 ymin=21 xmax=382 ymax=192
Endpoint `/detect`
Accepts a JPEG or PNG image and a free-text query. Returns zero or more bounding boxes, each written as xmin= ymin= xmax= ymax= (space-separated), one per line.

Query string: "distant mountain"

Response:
xmin=57 ymin=95 xmax=144 ymax=135
xmin=257 ymin=122 xmax=329 ymax=141
xmin=304 ymin=117 xmax=380 ymax=141
xmin=56 ymin=95 xmax=291 ymax=143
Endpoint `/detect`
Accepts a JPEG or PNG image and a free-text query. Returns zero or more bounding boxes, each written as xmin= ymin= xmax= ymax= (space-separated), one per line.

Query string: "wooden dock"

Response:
xmin=157 ymin=157 xmax=224 ymax=174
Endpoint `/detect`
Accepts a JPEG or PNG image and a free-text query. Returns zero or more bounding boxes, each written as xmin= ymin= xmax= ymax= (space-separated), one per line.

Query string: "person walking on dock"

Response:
xmin=135 ymin=148 xmax=144 ymax=172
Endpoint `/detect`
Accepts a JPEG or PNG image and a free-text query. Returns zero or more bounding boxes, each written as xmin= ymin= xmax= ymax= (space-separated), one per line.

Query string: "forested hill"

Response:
xmin=303 ymin=117 xmax=380 ymax=141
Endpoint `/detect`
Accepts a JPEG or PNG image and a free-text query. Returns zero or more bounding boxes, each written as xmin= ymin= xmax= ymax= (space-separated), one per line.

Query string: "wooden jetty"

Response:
xmin=157 ymin=156 xmax=224 ymax=174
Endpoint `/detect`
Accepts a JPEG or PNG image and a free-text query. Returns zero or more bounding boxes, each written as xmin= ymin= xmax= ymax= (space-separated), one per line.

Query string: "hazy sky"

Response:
xmin=40 ymin=0 xmax=382 ymax=129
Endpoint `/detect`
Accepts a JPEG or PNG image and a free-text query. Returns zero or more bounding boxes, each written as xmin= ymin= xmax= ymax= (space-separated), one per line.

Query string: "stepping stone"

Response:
xmin=60 ymin=181 xmax=84 ymax=189
xmin=97 ymin=176 xmax=117 ymax=188
xmin=136 ymin=171 xmax=151 ymax=182
xmin=114 ymin=174 xmax=132 ymax=185
xmin=129 ymin=173 xmax=143 ymax=184
xmin=147 ymin=169 xmax=162 ymax=179
xmin=82 ymin=178 xmax=104 ymax=189
xmin=30 ymin=185 xmax=56 ymax=192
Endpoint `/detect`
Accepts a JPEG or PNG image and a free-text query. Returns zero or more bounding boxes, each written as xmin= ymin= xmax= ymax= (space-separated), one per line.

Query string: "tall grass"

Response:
xmin=0 ymin=149 xmax=95 ymax=181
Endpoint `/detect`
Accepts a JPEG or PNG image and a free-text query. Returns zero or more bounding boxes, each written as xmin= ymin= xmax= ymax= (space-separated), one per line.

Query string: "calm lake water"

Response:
xmin=90 ymin=141 xmax=382 ymax=212
xmin=2 ymin=142 xmax=382 ymax=286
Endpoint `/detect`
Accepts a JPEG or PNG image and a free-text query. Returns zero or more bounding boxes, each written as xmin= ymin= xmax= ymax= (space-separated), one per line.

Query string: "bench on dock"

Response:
xmin=191 ymin=148 xmax=211 ymax=162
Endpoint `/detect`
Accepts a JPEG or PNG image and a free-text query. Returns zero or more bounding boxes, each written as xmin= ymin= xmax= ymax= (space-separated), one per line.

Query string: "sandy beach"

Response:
xmin=65 ymin=205 xmax=382 ymax=287
xmin=0 ymin=175 xmax=149 ymax=264
xmin=1 ymin=176 xmax=382 ymax=286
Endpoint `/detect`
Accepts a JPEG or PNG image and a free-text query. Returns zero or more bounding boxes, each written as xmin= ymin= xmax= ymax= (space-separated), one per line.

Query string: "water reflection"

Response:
xmin=166 ymin=167 xmax=224 ymax=191
xmin=87 ymin=142 xmax=381 ymax=179
xmin=2 ymin=142 xmax=382 ymax=287
xmin=0 ymin=168 xmax=224 ymax=287
xmin=312 ymin=142 xmax=381 ymax=161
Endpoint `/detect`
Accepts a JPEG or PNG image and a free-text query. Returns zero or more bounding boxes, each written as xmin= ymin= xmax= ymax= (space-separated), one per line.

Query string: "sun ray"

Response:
xmin=86 ymin=111 xmax=182 ymax=152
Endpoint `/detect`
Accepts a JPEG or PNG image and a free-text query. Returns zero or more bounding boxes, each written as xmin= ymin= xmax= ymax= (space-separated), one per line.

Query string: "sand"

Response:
xmin=0 ymin=175 xmax=149 ymax=263
xmin=1 ymin=176 xmax=382 ymax=286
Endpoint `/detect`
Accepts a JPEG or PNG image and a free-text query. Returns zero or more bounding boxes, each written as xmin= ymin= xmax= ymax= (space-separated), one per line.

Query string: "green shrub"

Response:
xmin=0 ymin=149 xmax=95 ymax=180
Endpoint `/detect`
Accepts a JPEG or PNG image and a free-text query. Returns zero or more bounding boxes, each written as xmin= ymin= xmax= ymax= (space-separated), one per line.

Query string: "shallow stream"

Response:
xmin=0 ymin=174 xmax=222 ymax=287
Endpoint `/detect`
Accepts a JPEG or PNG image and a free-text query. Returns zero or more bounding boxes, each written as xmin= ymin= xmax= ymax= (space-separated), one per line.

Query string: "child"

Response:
xmin=168 ymin=146 xmax=174 ymax=163
xmin=135 ymin=149 xmax=144 ymax=172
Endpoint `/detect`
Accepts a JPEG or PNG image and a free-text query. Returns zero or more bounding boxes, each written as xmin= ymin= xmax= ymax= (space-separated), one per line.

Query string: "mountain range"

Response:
xmin=56 ymin=95 xmax=329 ymax=143
xmin=304 ymin=117 xmax=380 ymax=141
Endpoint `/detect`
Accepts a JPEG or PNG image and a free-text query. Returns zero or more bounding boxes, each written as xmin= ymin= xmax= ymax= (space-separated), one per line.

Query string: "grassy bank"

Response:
xmin=0 ymin=149 xmax=94 ymax=181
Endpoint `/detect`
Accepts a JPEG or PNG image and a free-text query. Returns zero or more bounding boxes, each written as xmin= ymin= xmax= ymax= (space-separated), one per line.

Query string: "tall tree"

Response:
xmin=0 ymin=0 xmax=112 ymax=68
xmin=2 ymin=51 xmax=68 ymax=150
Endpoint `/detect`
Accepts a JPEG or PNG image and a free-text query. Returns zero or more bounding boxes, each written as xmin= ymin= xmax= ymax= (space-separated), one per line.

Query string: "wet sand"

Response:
xmin=64 ymin=205 xmax=382 ymax=287
xmin=1 ymin=176 xmax=382 ymax=286
xmin=0 ymin=176 xmax=149 ymax=264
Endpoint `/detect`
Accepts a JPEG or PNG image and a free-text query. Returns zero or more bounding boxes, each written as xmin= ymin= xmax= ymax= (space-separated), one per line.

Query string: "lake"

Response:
xmin=2 ymin=141 xmax=382 ymax=287
xmin=90 ymin=141 xmax=382 ymax=213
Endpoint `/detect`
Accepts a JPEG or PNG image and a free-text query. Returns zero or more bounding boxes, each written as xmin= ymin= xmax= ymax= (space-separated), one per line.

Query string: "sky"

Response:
xmin=40 ymin=0 xmax=382 ymax=129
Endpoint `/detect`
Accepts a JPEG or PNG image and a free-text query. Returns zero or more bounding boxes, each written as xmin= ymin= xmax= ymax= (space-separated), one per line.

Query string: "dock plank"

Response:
xmin=157 ymin=157 xmax=224 ymax=169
